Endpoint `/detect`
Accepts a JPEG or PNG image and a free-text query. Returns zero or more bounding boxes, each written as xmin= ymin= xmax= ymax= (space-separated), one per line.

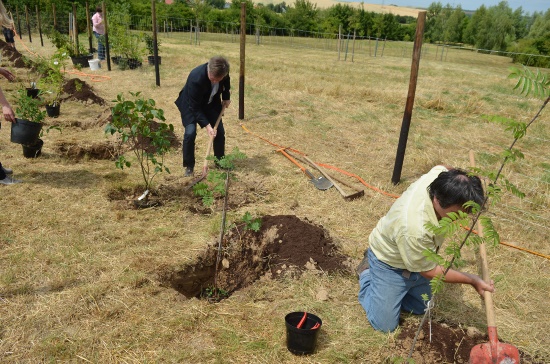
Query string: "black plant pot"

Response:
xmin=10 ymin=118 xmax=43 ymax=145
xmin=147 ymin=55 xmax=161 ymax=66
xmin=71 ymin=54 xmax=93 ymax=68
xmin=22 ymin=138 xmax=44 ymax=158
xmin=118 ymin=58 xmax=142 ymax=70
xmin=45 ymin=103 xmax=61 ymax=118
xmin=26 ymin=88 xmax=40 ymax=99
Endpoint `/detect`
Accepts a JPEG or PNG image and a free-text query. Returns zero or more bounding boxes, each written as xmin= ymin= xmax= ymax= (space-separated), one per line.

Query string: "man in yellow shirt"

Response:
xmin=358 ymin=166 xmax=494 ymax=332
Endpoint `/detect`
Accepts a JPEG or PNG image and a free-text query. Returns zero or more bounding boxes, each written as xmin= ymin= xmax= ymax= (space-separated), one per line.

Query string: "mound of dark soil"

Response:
xmin=160 ymin=215 xmax=352 ymax=300
xmin=390 ymin=319 xmax=541 ymax=364
xmin=0 ymin=39 xmax=26 ymax=67
xmin=61 ymin=78 xmax=106 ymax=105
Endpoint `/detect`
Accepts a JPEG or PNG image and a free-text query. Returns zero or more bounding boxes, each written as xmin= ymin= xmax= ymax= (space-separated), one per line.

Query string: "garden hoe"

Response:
xmin=186 ymin=105 xmax=226 ymax=190
xmin=300 ymin=154 xmax=364 ymax=200
xmin=277 ymin=148 xmax=333 ymax=190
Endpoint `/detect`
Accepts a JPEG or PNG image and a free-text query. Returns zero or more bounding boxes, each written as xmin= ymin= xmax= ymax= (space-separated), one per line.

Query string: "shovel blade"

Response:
xmin=469 ymin=342 xmax=520 ymax=364
xmin=310 ymin=176 xmax=333 ymax=190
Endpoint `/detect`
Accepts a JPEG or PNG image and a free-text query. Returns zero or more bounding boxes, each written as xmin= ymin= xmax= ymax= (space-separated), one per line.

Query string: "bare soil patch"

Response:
xmin=391 ymin=319 xmax=542 ymax=364
xmin=159 ymin=214 xmax=353 ymax=299
xmin=55 ymin=140 xmax=123 ymax=161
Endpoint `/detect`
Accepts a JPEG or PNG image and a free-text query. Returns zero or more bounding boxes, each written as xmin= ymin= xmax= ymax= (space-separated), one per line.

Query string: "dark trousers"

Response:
xmin=182 ymin=122 xmax=225 ymax=170
xmin=0 ymin=162 xmax=6 ymax=180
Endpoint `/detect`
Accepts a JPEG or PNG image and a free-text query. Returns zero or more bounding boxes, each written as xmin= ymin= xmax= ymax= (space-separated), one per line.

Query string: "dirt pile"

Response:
xmin=62 ymin=78 xmax=106 ymax=105
xmin=391 ymin=319 xmax=542 ymax=364
xmin=160 ymin=214 xmax=352 ymax=299
xmin=0 ymin=39 xmax=26 ymax=67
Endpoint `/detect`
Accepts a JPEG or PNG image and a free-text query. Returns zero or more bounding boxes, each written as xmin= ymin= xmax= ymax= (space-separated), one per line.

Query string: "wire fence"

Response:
xmin=11 ymin=6 xmax=550 ymax=68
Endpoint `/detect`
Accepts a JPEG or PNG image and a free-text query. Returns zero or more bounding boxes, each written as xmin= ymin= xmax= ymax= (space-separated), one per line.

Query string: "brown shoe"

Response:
xmin=356 ymin=250 xmax=370 ymax=276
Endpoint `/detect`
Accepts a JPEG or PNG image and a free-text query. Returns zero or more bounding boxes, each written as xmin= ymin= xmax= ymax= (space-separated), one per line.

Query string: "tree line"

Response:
xmin=6 ymin=0 xmax=550 ymax=67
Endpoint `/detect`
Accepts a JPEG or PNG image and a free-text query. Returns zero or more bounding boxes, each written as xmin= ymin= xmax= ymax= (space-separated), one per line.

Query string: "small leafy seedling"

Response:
xmin=241 ymin=212 xmax=261 ymax=232
xmin=193 ymin=147 xmax=246 ymax=207
xmin=105 ymin=91 xmax=174 ymax=199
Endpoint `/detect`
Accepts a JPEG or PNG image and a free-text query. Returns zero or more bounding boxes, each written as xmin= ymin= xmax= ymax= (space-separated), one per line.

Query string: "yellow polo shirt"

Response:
xmin=368 ymin=165 xmax=448 ymax=272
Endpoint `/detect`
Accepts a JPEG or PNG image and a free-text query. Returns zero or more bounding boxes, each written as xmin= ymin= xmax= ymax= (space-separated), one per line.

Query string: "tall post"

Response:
xmin=52 ymin=3 xmax=57 ymax=30
xmin=16 ymin=7 xmax=22 ymax=39
xmin=36 ymin=5 xmax=43 ymax=46
xmin=73 ymin=3 xmax=79 ymax=55
xmin=86 ymin=2 xmax=93 ymax=54
xmin=238 ymin=2 xmax=246 ymax=120
xmin=152 ymin=0 xmax=160 ymax=86
xmin=25 ymin=5 xmax=32 ymax=43
xmin=337 ymin=24 xmax=341 ymax=60
xmin=102 ymin=2 xmax=111 ymax=71
xmin=351 ymin=29 xmax=356 ymax=62
xmin=391 ymin=11 xmax=427 ymax=185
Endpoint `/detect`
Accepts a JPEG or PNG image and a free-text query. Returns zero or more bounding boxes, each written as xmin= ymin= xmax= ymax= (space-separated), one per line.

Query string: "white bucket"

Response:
xmin=88 ymin=59 xmax=101 ymax=70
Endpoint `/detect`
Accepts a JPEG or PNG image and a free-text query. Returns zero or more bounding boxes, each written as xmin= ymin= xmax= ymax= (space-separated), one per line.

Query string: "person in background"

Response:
xmin=0 ymin=0 xmax=15 ymax=50
xmin=0 ymin=85 xmax=20 ymax=185
xmin=174 ymin=56 xmax=231 ymax=177
xmin=357 ymin=166 xmax=494 ymax=332
xmin=91 ymin=6 xmax=105 ymax=61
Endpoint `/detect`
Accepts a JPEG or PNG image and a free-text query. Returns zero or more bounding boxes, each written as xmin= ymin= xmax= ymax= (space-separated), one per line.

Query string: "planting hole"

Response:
xmin=160 ymin=215 xmax=353 ymax=300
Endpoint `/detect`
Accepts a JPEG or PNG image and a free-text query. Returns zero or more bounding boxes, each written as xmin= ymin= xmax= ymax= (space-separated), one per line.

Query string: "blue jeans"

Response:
xmin=94 ymin=31 xmax=105 ymax=60
xmin=182 ymin=122 xmax=225 ymax=170
xmin=358 ymin=249 xmax=431 ymax=332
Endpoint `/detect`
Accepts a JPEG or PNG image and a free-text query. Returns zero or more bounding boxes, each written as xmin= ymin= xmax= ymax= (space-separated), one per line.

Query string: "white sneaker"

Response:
xmin=0 ymin=176 xmax=21 ymax=185
xmin=1 ymin=166 xmax=13 ymax=175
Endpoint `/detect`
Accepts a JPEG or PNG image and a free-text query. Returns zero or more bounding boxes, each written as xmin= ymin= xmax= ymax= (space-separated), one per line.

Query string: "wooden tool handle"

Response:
xmin=201 ymin=105 xmax=227 ymax=173
xmin=469 ymin=150 xmax=496 ymax=328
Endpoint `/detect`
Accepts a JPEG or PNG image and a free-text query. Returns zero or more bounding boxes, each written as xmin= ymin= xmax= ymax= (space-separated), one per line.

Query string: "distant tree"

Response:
xmin=285 ymin=0 xmax=318 ymax=32
xmin=443 ymin=6 xmax=465 ymax=43
xmin=463 ymin=5 xmax=487 ymax=47
xmin=207 ymin=0 xmax=226 ymax=10
xmin=425 ymin=1 xmax=444 ymax=42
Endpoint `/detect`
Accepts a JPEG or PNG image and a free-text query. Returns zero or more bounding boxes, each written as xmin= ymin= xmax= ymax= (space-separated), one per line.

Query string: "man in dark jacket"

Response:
xmin=174 ymin=56 xmax=231 ymax=177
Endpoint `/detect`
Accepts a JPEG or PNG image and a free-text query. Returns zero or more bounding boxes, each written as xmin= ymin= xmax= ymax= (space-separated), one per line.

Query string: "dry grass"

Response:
xmin=0 ymin=31 xmax=548 ymax=363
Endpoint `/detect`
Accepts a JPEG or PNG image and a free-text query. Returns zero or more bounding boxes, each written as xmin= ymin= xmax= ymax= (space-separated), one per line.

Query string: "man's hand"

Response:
xmin=0 ymin=68 xmax=16 ymax=82
xmin=206 ymin=124 xmax=217 ymax=138
xmin=222 ymin=100 xmax=231 ymax=108
xmin=2 ymin=105 xmax=15 ymax=122
xmin=472 ymin=276 xmax=495 ymax=297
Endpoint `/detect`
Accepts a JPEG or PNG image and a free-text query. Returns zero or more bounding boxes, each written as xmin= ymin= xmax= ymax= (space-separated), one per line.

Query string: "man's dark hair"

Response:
xmin=96 ymin=6 xmax=102 ymax=13
xmin=428 ymin=169 xmax=484 ymax=211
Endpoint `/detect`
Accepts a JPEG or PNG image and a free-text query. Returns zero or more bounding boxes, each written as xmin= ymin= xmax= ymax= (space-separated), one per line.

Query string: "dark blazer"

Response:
xmin=174 ymin=63 xmax=231 ymax=128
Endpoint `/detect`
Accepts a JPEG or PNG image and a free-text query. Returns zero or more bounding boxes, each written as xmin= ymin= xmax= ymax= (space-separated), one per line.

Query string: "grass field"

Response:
xmin=0 ymin=30 xmax=549 ymax=363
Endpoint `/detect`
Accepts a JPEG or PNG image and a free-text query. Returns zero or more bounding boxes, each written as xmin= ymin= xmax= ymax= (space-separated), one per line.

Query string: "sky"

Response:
xmin=375 ymin=0 xmax=550 ymax=14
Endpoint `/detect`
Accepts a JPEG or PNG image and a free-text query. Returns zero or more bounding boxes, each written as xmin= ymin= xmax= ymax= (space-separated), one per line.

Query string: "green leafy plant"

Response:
xmin=14 ymin=89 xmax=46 ymax=123
xmin=143 ymin=33 xmax=161 ymax=55
xmin=424 ymin=65 xmax=549 ymax=296
xmin=241 ymin=212 xmax=262 ymax=232
xmin=192 ymin=148 xmax=247 ymax=207
xmin=47 ymin=29 xmax=87 ymax=57
xmin=200 ymin=285 xmax=229 ymax=301
xmin=105 ymin=92 xmax=174 ymax=197
xmin=37 ymin=49 xmax=69 ymax=107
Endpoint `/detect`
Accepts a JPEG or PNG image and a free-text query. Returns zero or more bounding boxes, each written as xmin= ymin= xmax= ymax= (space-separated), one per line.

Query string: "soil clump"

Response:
xmin=62 ymin=78 xmax=106 ymax=105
